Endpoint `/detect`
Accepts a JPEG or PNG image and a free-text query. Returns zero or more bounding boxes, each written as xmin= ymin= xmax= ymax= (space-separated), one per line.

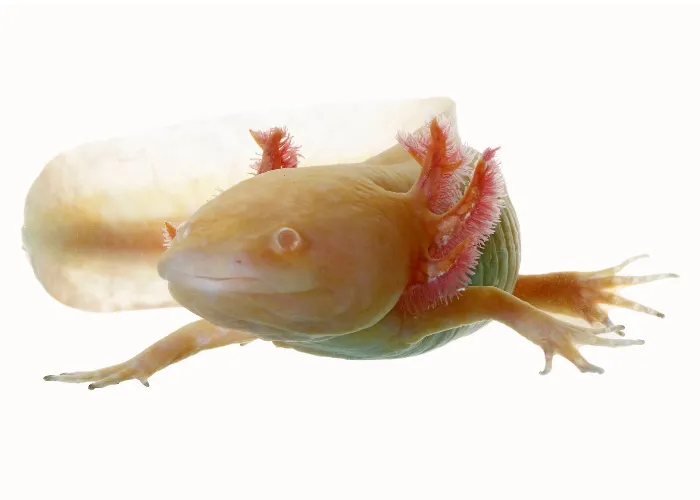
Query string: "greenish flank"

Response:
xmin=286 ymin=196 xmax=522 ymax=360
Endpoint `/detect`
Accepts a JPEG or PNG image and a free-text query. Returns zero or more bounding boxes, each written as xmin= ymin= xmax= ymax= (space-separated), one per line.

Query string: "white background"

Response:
xmin=1 ymin=4 xmax=698 ymax=500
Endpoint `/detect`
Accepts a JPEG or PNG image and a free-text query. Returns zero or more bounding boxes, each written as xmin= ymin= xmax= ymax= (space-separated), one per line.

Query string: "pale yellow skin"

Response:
xmin=44 ymin=137 xmax=678 ymax=389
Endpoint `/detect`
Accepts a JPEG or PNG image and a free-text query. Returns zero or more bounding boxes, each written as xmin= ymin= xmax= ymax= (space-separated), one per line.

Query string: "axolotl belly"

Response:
xmin=41 ymin=115 xmax=676 ymax=390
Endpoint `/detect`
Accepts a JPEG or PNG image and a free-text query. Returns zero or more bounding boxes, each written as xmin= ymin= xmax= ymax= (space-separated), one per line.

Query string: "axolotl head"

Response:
xmin=157 ymin=165 xmax=414 ymax=337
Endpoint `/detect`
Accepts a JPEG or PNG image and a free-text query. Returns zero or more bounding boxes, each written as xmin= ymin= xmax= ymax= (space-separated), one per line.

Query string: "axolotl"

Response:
xmin=44 ymin=116 xmax=677 ymax=389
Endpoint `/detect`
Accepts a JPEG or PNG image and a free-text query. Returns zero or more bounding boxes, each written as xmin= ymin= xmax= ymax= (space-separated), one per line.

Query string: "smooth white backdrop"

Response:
xmin=1 ymin=4 xmax=698 ymax=500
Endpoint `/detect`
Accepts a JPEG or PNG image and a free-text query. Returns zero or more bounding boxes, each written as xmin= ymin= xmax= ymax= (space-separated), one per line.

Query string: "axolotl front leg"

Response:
xmin=397 ymin=270 xmax=674 ymax=375
xmin=44 ymin=320 xmax=257 ymax=389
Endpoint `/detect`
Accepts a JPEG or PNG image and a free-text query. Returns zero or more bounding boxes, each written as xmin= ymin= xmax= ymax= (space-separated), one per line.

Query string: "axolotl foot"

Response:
xmin=528 ymin=318 xmax=639 ymax=375
xmin=44 ymin=361 xmax=153 ymax=390
xmin=513 ymin=254 xmax=678 ymax=334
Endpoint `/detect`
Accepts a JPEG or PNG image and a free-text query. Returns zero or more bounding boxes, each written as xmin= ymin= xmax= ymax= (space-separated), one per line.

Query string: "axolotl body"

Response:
xmin=44 ymin=116 xmax=676 ymax=389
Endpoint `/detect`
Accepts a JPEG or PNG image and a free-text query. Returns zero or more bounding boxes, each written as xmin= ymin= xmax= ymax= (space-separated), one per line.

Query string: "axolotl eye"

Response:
xmin=272 ymin=227 xmax=302 ymax=253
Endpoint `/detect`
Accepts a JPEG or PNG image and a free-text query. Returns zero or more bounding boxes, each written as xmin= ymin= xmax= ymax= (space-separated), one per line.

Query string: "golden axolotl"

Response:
xmin=34 ymin=109 xmax=676 ymax=389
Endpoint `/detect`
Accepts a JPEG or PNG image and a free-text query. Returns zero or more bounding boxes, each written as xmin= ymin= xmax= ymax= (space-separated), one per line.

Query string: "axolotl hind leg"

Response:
xmin=44 ymin=320 xmax=257 ymax=390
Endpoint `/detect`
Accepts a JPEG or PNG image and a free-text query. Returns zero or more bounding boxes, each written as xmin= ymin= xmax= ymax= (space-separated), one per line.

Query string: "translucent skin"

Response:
xmin=23 ymin=97 xmax=459 ymax=313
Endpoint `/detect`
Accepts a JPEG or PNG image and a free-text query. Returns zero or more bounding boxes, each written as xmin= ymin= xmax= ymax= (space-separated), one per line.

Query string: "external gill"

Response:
xmin=162 ymin=126 xmax=303 ymax=251
xmin=397 ymin=116 xmax=506 ymax=316
xmin=398 ymin=114 xmax=475 ymax=214
xmin=249 ymin=126 xmax=302 ymax=174
xmin=430 ymin=147 xmax=505 ymax=259
xmin=161 ymin=221 xmax=178 ymax=249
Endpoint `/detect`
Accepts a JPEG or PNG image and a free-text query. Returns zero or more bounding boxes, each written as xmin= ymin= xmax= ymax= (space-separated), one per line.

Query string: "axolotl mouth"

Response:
xmin=156 ymin=248 xmax=318 ymax=295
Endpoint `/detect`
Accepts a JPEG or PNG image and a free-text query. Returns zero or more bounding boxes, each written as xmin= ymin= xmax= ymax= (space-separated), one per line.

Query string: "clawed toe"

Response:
xmin=44 ymin=362 xmax=149 ymax=390
xmin=576 ymin=255 xmax=677 ymax=328
xmin=535 ymin=321 xmax=644 ymax=375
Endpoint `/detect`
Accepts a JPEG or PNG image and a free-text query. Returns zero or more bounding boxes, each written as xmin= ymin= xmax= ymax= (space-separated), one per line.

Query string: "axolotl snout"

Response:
xmin=44 ymin=117 xmax=677 ymax=389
